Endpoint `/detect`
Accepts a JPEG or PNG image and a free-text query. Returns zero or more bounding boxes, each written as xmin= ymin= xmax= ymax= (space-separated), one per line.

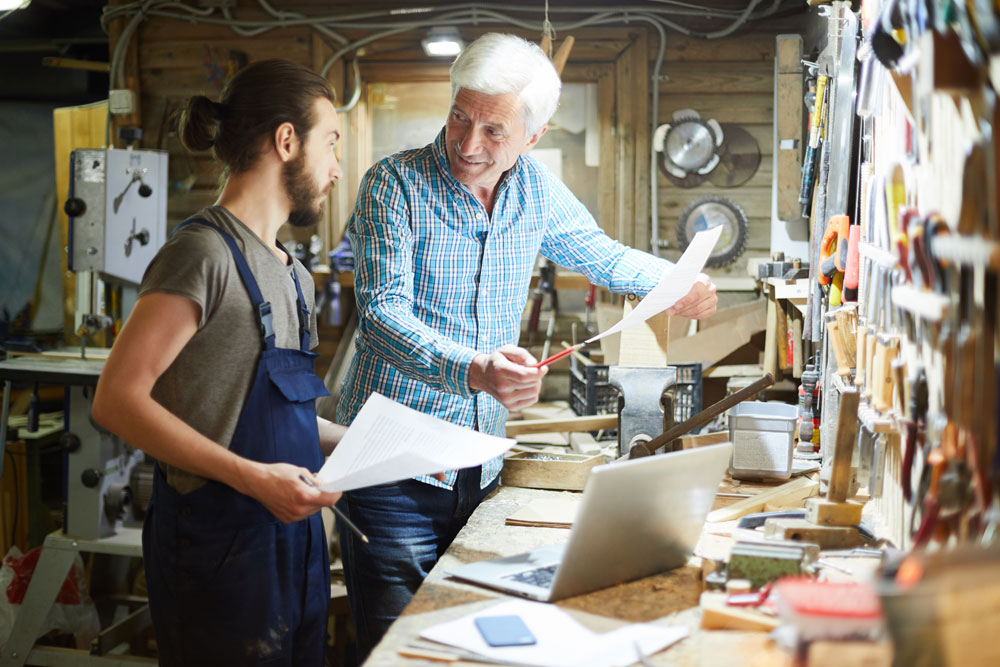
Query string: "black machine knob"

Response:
xmin=136 ymin=229 xmax=150 ymax=245
xmin=60 ymin=432 xmax=81 ymax=453
xmin=81 ymin=468 xmax=103 ymax=488
xmin=64 ymin=197 xmax=86 ymax=217
xmin=138 ymin=182 xmax=152 ymax=198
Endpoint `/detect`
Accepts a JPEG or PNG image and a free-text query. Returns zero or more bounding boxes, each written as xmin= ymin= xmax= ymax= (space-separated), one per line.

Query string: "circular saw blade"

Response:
xmin=658 ymin=149 xmax=709 ymax=188
xmin=708 ymin=123 xmax=761 ymax=188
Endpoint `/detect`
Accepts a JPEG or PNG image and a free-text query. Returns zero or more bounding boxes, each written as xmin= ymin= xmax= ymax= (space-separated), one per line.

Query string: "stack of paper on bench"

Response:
xmin=419 ymin=599 xmax=687 ymax=667
xmin=317 ymin=392 xmax=515 ymax=492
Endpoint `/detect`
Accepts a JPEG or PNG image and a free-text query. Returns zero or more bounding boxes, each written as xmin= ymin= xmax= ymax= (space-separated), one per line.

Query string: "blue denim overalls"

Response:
xmin=142 ymin=218 xmax=331 ymax=666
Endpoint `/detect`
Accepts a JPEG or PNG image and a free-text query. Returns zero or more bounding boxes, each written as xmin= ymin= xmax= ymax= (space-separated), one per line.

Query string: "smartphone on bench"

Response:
xmin=474 ymin=614 xmax=536 ymax=647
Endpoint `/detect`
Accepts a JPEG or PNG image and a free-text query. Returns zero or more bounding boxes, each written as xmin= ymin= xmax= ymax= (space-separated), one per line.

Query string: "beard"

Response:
xmin=282 ymin=151 xmax=325 ymax=228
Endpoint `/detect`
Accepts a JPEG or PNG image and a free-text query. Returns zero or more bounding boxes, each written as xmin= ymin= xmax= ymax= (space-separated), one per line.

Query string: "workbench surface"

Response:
xmin=365 ymin=484 xmax=792 ymax=666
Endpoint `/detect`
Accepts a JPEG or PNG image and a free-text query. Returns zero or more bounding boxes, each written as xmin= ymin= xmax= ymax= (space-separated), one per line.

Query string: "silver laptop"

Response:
xmin=447 ymin=442 xmax=732 ymax=602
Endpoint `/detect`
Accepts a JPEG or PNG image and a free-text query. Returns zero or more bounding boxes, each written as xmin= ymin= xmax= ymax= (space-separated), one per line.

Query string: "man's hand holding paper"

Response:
xmin=316 ymin=392 xmax=515 ymax=493
xmin=586 ymin=226 xmax=723 ymax=344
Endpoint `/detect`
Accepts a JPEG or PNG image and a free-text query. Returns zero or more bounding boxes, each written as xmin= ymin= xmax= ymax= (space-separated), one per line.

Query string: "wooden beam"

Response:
xmin=505 ymin=414 xmax=617 ymax=437
xmin=775 ymin=34 xmax=804 ymax=222
xmin=52 ymin=101 xmax=109 ymax=345
xmin=41 ymin=57 xmax=110 ymax=72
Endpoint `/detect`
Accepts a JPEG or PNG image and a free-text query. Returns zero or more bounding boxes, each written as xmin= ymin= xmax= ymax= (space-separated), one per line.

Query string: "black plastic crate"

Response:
xmin=569 ymin=356 xmax=703 ymax=429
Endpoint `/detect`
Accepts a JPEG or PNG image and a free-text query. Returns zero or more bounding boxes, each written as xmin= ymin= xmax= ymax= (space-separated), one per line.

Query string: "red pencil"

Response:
xmin=531 ymin=343 xmax=585 ymax=368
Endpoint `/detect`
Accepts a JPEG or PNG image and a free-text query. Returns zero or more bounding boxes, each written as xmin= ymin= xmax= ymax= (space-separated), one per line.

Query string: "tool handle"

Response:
xmin=826 ymin=318 xmax=851 ymax=378
xmin=855 ymin=326 xmax=868 ymax=388
xmin=799 ymin=145 xmax=818 ymax=205
xmin=638 ymin=373 xmax=776 ymax=454
xmin=902 ymin=421 xmax=917 ymax=503
xmin=844 ymin=225 xmax=861 ymax=300
xmin=829 ymin=271 xmax=844 ymax=307
xmin=863 ymin=325 xmax=877 ymax=400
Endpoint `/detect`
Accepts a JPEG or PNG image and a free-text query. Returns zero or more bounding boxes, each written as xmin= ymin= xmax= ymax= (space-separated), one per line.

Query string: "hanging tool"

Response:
xmin=901 ymin=369 xmax=928 ymax=503
xmin=843 ymin=224 xmax=861 ymax=301
xmin=819 ymin=214 xmax=850 ymax=283
xmin=819 ymin=214 xmax=850 ymax=310
xmin=800 ymin=74 xmax=829 ymax=212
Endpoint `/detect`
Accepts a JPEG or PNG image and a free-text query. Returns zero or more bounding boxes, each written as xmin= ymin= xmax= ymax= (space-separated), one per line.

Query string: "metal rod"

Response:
xmin=631 ymin=373 xmax=775 ymax=457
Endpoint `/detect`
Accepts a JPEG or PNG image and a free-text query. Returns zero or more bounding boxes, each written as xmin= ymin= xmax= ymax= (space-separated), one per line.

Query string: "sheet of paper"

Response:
xmin=504 ymin=497 xmax=581 ymax=528
xmin=316 ymin=392 xmax=514 ymax=492
xmin=419 ymin=599 xmax=687 ymax=667
xmin=586 ymin=225 xmax=723 ymax=344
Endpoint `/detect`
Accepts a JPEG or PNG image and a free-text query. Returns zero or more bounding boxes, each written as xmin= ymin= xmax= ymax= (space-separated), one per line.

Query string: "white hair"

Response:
xmin=449 ymin=33 xmax=561 ymax=137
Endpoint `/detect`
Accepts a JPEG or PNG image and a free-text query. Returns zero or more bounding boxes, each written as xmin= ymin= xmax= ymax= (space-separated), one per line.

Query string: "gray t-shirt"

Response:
xmin=139 ymin=205 xmax=319 ymax=493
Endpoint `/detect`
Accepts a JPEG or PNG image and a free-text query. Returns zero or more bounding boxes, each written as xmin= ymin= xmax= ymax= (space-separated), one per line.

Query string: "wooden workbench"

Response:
xmin=364 ymin=484 xmax=792 ymax=666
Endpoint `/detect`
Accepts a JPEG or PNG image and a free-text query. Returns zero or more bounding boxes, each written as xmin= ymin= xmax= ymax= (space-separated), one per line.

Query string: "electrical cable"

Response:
xmin=99 ymin=0 xmax=795 ymax=229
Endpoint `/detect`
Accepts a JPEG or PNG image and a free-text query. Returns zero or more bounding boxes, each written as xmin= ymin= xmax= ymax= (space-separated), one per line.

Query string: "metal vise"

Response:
xmin=609 ymin=366 xmax=678 ymax=459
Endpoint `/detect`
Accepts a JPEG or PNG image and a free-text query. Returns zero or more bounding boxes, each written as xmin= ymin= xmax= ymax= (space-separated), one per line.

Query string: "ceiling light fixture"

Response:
xmin=0 ymin=0 xmax=30 ymax=11
xmin=421 ymin=26 xmax=464 ymax=57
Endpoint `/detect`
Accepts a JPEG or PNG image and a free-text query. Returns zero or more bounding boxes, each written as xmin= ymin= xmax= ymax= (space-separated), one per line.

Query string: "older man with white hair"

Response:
xmin=336 ymin=32 xmax=717 ymax=658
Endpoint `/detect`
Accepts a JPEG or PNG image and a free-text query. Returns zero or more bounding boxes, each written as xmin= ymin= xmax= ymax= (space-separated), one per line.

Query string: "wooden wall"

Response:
xmin=653 ymin=17 xmax=808 ymax=279
xmin=114 ymin=3 xmax=807 ymax=270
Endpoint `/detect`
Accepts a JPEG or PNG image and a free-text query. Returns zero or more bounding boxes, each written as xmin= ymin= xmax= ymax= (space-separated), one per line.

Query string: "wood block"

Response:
xmin=501 ymin=452 xmax=603 ymax=491
xmin=706 ymin=476 xmax=819 ymax=522
xmin=699 ymin=592 xmax=781 ymax=631
xmin=764 ymin=518 xmax=867 ymax=549
xmin=679 ymin=431 xmax=730 ymax=450
xmin=807 ymin=640 xmax=893 ymax=667
xmin=828 ymin=388 xmax=860 ymax=503
xmin=805 ymin=497 xmax=864 ymax=526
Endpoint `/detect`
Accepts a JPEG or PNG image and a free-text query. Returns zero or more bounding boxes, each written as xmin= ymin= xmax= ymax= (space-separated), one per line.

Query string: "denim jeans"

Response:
xmin=336 ymin=466 xmax=498 ymax=663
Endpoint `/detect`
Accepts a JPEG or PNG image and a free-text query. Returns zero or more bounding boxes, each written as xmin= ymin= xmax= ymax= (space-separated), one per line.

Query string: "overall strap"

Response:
xmin=173 ymin=218 xmax=275 ymax=351
xmin=278 ymin=243 xmax=312 ymax=353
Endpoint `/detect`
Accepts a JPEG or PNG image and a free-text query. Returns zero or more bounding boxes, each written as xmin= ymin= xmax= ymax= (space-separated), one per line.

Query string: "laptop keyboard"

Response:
xmin=504 ymin=564 xmax=558 ymax=588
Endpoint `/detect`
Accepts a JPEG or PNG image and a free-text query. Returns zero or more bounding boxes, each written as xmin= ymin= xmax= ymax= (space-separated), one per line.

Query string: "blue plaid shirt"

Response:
xmin=337 ymin=129 xmax=672 ymax=489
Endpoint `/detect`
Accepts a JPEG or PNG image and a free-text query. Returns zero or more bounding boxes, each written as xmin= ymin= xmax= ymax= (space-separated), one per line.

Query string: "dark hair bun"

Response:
xmin=179 ymin=95 xmax=219 ymax=152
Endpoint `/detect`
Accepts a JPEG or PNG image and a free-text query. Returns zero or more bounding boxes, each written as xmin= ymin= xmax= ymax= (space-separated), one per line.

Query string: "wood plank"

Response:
xmin=658 ymin=61 xmax=775 ymax=95
xmin=658 ymin=186 xmax=772 ymax=220
xmin=140 ymin=36 xmax=311 ymax=70
xmin=705 ymin=476 xmax=819 ymax=522
xmin=355 ymin=39 xmax=634 ymax=63
xmin=597 ymin=67 xmax=616 ymax=239
xmin=668 ymin=300 xmax=767 ymax=366
xmin=700 ymin=592 xmax=782 ymax=631
xmin=775 ymin=34 xmax=804 ymax=222
xmin=658 ymin=93 xmax=774 ymax=125
xmin=615 ymin=37 xmax=636 ymax=247
xmin=679 ymin=430 xmax=730 ymax=449
xmin=631 ymin=29 xmax=651 ymax=253
xmin=652 ymin=32 xmax=777 ymax=62
xmin=505 ymin=414 xmax=617 ymax=437
xmin=359 ymin=61 xmax=451 ymax=82
xmin=657 ymin=159 xmax=773 ymax=199
xmin=53 ymin=101 xmax=109 ymax=345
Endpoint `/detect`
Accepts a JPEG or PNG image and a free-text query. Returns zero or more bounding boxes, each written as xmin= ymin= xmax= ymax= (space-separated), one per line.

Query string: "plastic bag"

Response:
xmin=0 ymin=545 xmax=100 ymax=650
